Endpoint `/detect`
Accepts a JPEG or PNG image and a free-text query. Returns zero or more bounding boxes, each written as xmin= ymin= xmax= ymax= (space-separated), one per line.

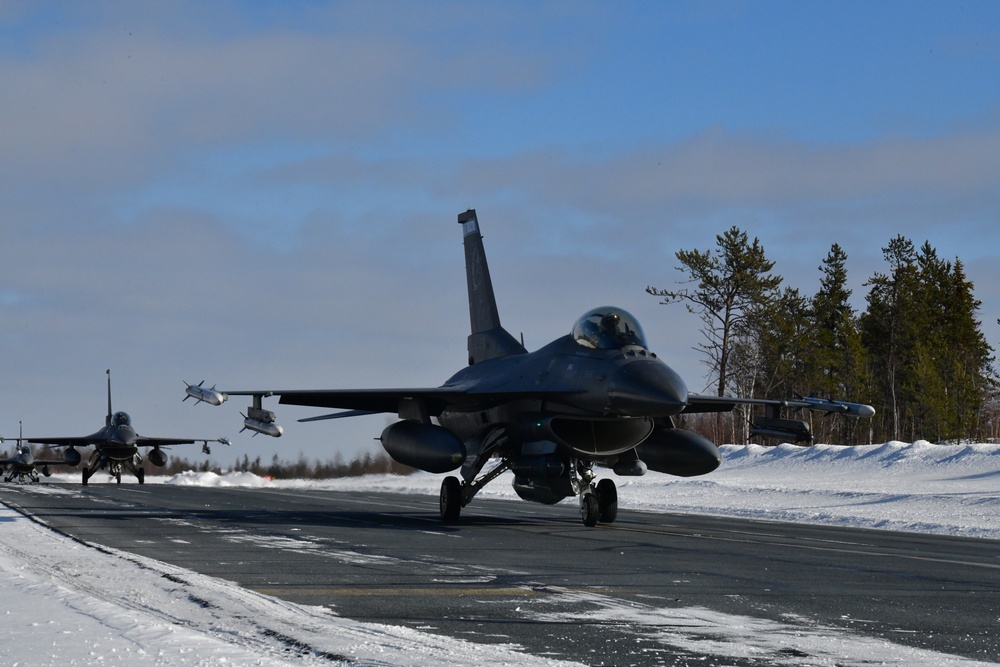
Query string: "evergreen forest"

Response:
xmin=648 ymin=228 xmax=997 ymax=446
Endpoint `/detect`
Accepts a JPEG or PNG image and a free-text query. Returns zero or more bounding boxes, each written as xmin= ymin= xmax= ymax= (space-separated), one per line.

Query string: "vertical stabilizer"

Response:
xmin=458 ymin=210 xmax=527 ymax=364
xmin=105 ymin=369 xmax=113 ymax=426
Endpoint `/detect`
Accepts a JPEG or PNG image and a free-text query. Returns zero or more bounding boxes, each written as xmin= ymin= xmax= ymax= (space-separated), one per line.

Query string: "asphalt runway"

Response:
xmin=2 ymin=483 xmax=998 ymax=665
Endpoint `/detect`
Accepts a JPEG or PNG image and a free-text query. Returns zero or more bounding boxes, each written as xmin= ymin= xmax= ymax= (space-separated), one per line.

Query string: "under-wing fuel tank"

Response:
xmin=380 ymin=421 xmax=466 ymax=473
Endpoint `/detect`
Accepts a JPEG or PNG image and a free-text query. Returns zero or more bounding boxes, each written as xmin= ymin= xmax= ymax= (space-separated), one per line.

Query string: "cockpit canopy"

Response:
xmin=572 ymin=307 xmax=648 ymax=350
xmin=111 ymin=411 xmax=131 ymax=427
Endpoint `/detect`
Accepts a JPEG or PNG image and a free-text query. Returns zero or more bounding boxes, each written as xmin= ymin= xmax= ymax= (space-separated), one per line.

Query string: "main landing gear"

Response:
xmin=82 ymin=467 xmax=122 ymax=485
xmin=440 ymin=476 xmax=462 ymax=522
xmin=81 ymin=463 xmax=142 ymax=485
xmin=438 ymin=457 xmax=619 ymax=528
xmin=439 ymin=457 xmax=512 ymax=524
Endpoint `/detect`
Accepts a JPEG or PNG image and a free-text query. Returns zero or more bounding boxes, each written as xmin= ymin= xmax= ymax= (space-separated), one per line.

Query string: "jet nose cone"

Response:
xmin=608 ymin=359 xmax=688 ymax=417
xmin=113 ymin=426 xmax=138 ymax=446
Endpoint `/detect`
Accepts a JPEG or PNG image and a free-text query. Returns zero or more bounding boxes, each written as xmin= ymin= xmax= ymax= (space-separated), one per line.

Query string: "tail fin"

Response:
xmin=105 ymin=369 xmax=112 ymax=426
xmin=458 ymin=209 xmax=527 ymax=364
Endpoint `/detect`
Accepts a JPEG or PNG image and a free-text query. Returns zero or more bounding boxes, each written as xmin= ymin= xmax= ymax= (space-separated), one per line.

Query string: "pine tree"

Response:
xmin=647 ymin=226 xmax=782 ymax=397
xmin=647 ymin=226 xmax=782 ymax=443
xmin=729 ymin=286 xmax=810 ymax=401
xmin=912 ymin=252 xmax=994 ymax=440
xmin=860 ymin=236 xmax=921 ymax=441
xmin=861 ymin=237 xmax=995 ymax=442
xmin=807 ymin=244 xmax=869 ymax=444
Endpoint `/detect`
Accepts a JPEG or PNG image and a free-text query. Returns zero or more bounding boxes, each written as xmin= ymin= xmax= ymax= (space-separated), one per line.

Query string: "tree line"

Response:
xmin=221 ymin=451 xmax=415 ymax=478
xmin=149 ymin=450 xmax=416 ymax=478
xmin=648 ymin=228 xmax=997 ymax=445
xmin=1 ymin=445 xmax=415 ymax=479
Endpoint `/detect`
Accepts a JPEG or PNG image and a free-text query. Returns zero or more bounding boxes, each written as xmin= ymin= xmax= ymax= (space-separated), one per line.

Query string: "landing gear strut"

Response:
xmin=438 ymin=457 xmax=513 ymax=523
xmin=573 ymin=459 xmax=618 ymax=527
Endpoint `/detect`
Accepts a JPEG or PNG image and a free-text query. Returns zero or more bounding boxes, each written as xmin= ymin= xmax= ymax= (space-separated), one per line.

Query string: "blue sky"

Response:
xmin=1 ymin=1 xmax=999 ymax=464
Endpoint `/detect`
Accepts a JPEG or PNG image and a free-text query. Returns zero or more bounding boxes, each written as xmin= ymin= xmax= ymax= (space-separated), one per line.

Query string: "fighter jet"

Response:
xmin=1 ymin=424 xmax=65 ymax=483
xmin=194 ymin=210 xmax=873 ymax=526
xmin=25 ymin=371 xmax=231 ymax=485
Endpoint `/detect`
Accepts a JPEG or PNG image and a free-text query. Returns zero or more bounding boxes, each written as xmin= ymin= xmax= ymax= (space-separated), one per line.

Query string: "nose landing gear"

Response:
xmin=574 ymin=460 xmax=618 ymax=527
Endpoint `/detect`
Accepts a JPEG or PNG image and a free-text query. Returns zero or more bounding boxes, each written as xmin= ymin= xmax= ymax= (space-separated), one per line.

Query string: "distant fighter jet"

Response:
xmin=194 ymin=210 xmax=873 ymax=526
xmin=24 ymin=371 xmax=231 ymax=485
xmin=1 ymin=424 xmax=64 ymax=483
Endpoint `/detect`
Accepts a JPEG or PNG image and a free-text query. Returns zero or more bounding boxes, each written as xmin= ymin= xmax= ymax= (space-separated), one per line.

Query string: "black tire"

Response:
xmin=596 ymin=478 xmax=618 ymax=524
xmin=440 ymin=476 xmax=462 ymax=522
xmin=81 ymin=467 xmax=90 ymax=486
xmin=136 ymin=467 xmax=145 ymax=485
xmin=580 ymin=493 xmax=599 ymax=527
xmin=115 ymin=471 xmax=122 ymax=485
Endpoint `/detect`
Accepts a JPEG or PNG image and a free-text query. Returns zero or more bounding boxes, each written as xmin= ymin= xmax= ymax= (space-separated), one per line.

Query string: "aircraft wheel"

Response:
xmin=115 ymin=471 xmax=122 ymax=485
xmin=81 ymin=467 xmax=90 ymax=486
xmin=596 ymin=479 xmax=618 ymax=524
xmin=440 ymin=476 xmax=462 ymax=522
xmin=580 ymin=493 xmax=599 ymax=527
xmin=136 ymin=467 xmax=145 ymax=485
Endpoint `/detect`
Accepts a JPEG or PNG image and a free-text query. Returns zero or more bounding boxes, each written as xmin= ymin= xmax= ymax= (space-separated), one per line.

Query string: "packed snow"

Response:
xmin=2 ymin=441 xmax=999 ymax=666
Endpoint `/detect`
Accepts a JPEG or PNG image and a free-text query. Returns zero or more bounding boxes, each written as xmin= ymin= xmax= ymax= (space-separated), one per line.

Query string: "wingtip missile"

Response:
xmin=854 ymin=403 xmax=876 ymax=419
xmin=799 ymin=397 xmax=876 ymax=418
xmin=184 ymin=381 xmax=228 ymax=406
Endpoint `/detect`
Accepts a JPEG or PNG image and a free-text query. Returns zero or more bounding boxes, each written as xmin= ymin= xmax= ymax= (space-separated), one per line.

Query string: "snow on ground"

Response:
xmin=0 ymin=501 xmax=580 ymax=667
xmin=2 ymin=441 xmax=1000 ymax=666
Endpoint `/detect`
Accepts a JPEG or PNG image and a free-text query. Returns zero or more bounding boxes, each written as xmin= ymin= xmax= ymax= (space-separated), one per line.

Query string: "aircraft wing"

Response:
xmin=24 ymin=437 xmax=102 ymax=448
xmin=280 ymin=388 xmax=472 ymax=415
xmin=23 ymin=457 xmax=67 ymax=467
xmin=24 ymin=436 xmax=227 ymax=449
xmin=224 ymin=386 xmax=586 ymax=417
xmin=135 ymin=436 xmax=223 ymax=448
xmin=684 ymin=394 xmax=875 ymax=418
xmin=0 ymin=452 xmax=67 ymax=467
